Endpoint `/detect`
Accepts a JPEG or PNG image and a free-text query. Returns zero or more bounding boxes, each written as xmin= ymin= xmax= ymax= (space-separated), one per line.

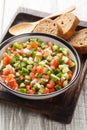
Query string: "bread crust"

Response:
xmin=33 ymin=19 xmax=63 ymax=37
xmin=68 ymin=28 xmax=87 ymax=54
xmin=54 ymin=13 xmax=80 ymax=40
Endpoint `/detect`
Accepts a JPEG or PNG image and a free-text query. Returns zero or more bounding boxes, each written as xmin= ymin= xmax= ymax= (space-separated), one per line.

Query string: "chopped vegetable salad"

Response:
xmin=0 ymin=38 xmax=75 ymax=94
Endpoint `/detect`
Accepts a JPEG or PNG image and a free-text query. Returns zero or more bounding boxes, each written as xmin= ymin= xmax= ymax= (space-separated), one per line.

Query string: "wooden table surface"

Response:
xmin=0 ymin=0 xmax=87 ymax=130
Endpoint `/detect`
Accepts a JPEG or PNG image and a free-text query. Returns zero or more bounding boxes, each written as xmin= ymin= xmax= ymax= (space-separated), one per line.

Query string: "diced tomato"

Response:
xmin=3 ymin=65 xmax=15 ymax=75
xmin=50 ymin=58 xmax=58 ymax=69
xmin=57 ymin=53 xmax=63 ymax=59
xmin=46 ymin=84 xmax=54 ymax=89
xmin=37 ymin=47 xmax=42 ymax=52
xmin=43 ymin=87 xmax=50 ymax=94
xmin=26 ymin=85 xmax=31 ymax=90
xmin=30 ymin=72 xmax=36 ymax=80
xmin=9 ymin=47 xmax=15 ymax=52
xmin=18 ymin=50 xmax=24 ymax=55
xmin=43 ymin=48 xmax=52 ymax=56
xmin=36 ymin=51 xmax=42 ymax=58
xmin=8 ymin=78 xmax=18 ymax=89
xmin=3 ymin=68 xmax=10 ymax=75
xmin=44 ymin=51 xmax=50 ymax=57
xmin=48 ymin=41 xmax=52 ymax=48
xmin=0 ymin=75 xmax=6 ymax=82
xmin=31 ymin=66 xmax=37 ymax=73
xmin=57 ymin=78 xmax=65 ymax=87
xmin=67 ymin=71 xmax=72 ymax=80
xmin=2 ymin=53 xmax=12 ymax=66
xmin=19 ymin=75 xmax=24 ymax=80
xmin=27 ymin=89 xmax=35 ymax=94
xmin=49 ymin=88 xmax=55 ymax=93
xmin=49 ymin=80 xmax=55 ymax=86
xmin=29 ymin=42 xmax=38 ymax=49
xmin=5 ymin=74 xmax=15 ymax=82
xmin=37 ymin=66 xmax=44 ymax=74
xmin=42 ymin=75 xmax=49 ymax=79
xmin=13 ymin=51 xmax=19 ymax=56
xmin=66 ymin=59 xmax=75 ymax=67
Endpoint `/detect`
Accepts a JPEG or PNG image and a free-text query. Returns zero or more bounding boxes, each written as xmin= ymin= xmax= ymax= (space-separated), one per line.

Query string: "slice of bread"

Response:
xmin=54 ymin=13 xmax=80 ymax=40
xmin=33 ymin=19 xmax=63 ymax=37
xmin=68 ymin=28 xmax=87 ymax=54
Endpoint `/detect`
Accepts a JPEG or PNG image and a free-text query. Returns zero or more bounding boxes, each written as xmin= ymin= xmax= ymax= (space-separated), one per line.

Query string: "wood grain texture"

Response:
xmin=0 ymin=0 xmax=87 ymax=130
xmin=0 ymin=0 xmax=5 ymax=37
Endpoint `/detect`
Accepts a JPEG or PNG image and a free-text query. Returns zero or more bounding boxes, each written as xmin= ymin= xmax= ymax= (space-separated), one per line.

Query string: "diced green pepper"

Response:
xmin=36 ymin=73 xmax=42 ymax=78
xmin=32 ymin=84 xmax=39 ymax=91
xmin=22 ymin=68 xmax=29 ymax=75
xmin=19 ymin=88 xmax=26 ymax=93
xmin=56 ymin=72 xmax=62 ymax=78
xmin=55 ymin=85 xmax=61 ymax=90
xmin=58 ymin=58 xmax=64 ymax=64
xmin=16 ymin=77 xmax=22 ymax=84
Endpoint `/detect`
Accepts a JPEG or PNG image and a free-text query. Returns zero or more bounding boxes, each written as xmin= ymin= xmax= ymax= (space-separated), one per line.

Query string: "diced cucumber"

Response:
xmin=13 ymin=42 xmax=23 ymax=49
xmin=25 ymin=75 xmax=30 ymax=79
xmin=58 ymin=47 xmax=68 ymax=55
xmin=62 ymin=56 xmax=69 ymax=63
xmin=62 ymin=67 xmax=69 ymax=73
xmin=10 ymin=56 xmax=17 ymax=65
xmin=59 ymin=64 xmax=68 ymax=70
xmin=47 ymin=70 xmax=53 ymax=75
xmin=27 ymin=65 xmax=33 ymax=70
xmin=24 ymin=79 xmax=30 ymax=84
xmin=21 ymin=62 xmax=26 ymax=67
xmin=23 ymin=58 xmax=28 ymax=63
xmin=14 ymin=62 xmax=21 ymax=69
xmin=41 ymin=42 xmax=47 ymax=49
xmin=51 ymin=74 xmax=60 ymax=81
xmin=20 ymin=83 xmax=25 ymax=88
xmin=32 ymin=84 xmax=39 ymax=91
xmin=47 ymin=55 xmax=53 ymax=61
xmin=62 ymin=73 xmax=69 ymax=79
xmin=34 ymin=56 xmax=41 ymax=62
xmin=27 ymin=57 xmax=34 ymax=64
xmin=63 ymin=80 xmax=68 ymax=87
xmin=62 ymin=48 xmax=68 ymax=55
xmin=38 ymin=85 xmax=45 ymax=94
xmin=16 ymin=72 xmax=20 ymax=76
xmin=52 ymin=44 xmax=58 ymax=51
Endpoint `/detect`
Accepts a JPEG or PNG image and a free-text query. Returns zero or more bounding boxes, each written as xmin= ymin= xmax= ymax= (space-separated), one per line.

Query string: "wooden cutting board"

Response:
xmin=0 ymin=8 xmax=87 ymax=124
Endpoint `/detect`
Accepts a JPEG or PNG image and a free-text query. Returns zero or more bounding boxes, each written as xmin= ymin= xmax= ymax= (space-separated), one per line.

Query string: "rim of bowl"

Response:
xmin=0 ymin=33 xmax=81 ymax=98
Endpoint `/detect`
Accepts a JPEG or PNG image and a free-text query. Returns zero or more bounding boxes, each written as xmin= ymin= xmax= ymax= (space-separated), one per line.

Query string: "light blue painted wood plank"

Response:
xmin=0 ymin=0 xmax=5 ymax=38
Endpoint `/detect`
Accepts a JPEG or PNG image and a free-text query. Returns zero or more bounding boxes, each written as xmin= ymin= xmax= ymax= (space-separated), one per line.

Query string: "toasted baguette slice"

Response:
xmin=33 ymin=19 xmax=63 ymax=37
xmin=54 ymin=13 xmax=80 ymax=40
xmin=68 ymin=28 xmax=87 ymax=54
